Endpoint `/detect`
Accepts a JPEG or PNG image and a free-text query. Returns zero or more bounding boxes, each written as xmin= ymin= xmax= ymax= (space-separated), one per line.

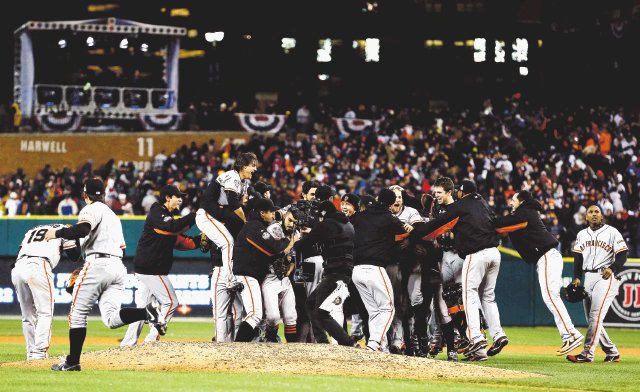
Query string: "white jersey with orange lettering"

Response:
xmin=572 ymin=224 xmax=627 ymax=361
xmin=12 ymin=224 xmax=78 ymax=360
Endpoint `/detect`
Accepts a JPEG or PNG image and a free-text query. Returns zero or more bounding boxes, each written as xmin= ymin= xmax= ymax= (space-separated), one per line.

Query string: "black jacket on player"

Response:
xmin=352 ymin=202 xmax=408 ymax=268
xmin=493 ymin=200 xmax=558 ymax=264
xmin=233 ymin=217 xmax=290 ymax=283
xmin=411 ymin=193 xmax=498 ymax=258
xmin=295 ymin=210 xmax=355 ymax=277
xmin=134 ymin=203 xmax=197 ymax=275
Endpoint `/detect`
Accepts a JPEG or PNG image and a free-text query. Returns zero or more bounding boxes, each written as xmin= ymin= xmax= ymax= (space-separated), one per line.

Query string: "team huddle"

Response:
xmin=11 ymin=152 xmax=628 ymax=370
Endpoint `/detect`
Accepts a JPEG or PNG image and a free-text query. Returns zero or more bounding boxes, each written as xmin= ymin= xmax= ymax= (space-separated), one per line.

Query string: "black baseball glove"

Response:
xmin=272 ymin=256 xmax=290 ymax=280
xmin=562 ymin=283 xmax=587 ymax=303
xmin=199 ymin=232 xmax=212 ymax=253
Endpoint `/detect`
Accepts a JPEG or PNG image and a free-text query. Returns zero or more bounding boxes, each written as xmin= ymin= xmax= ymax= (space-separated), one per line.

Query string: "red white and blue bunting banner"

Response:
xmin=334 ymin=118 xmax=381 ymax=135
xmin=236 ymin=113 xmax=286 ymax=135
xmin=138 ymin=113 xmax=182 ymax=131
xmin=37 ymin=112 xmax=83 ymax=132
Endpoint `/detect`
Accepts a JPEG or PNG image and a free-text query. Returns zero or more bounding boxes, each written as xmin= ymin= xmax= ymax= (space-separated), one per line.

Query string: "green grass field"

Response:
xmin=1 ymin=318 xmax=639 ymax=391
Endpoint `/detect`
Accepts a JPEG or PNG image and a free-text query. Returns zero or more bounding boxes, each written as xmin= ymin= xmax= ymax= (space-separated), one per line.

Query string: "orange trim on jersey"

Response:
xmin=153 ymin=226 xmax=190 ymax=236
xmin=243 ymin=276 xmax=256 ymax=321
xmin=247 ymin=238 xmax=274 ymax=256
xmin=543 ymin=254 xmax=574 ymax=339
xmin=174 ymin=235 xmax=196 ymax=251
xmin=464 ymin=255 xmax=472 ymax=340
xmin=395 ymin=233 xmax=410 ymax=242
xmin=378 ymin=267 xmax=394 ymax=350
xmin=68 ymin=262 xmax=91 ymax=326
xmin=158 ymin=276 xmax=174 ymax=320
xmin=78 ymin=220 xmax=91 ymax=225
xmin=495 ymin=221 xmax=528 ymax=234
xmin=586 ymin=276 xmax=614 ymax=353
xmin=43 ymin=259 xmax=53 ymax=351
xmin=615 ymin=247 xmax=628 ymax=254
xmin=205 ymin=212 xmax=232 ymax=275
xmin=448 ymin=305 xmax=465 ymax=314
xmin=421 ymin=217 xmax=460 ymax=241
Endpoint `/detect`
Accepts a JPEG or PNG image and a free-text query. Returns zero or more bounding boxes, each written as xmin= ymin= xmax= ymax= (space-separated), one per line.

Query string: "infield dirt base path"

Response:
xmin=3 ymin=341 xmax=541 ymax=381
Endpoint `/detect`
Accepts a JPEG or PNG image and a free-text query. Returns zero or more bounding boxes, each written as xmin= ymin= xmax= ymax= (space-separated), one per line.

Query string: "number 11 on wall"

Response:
xmin=137 ymin=137 xmax=154 ymax=158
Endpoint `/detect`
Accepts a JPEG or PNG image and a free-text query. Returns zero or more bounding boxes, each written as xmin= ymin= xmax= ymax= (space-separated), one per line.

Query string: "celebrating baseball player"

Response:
xmin=11 ymin=224 xmax=80 ymax=360
xmin=494 ymin=190 xmax=584 ymax=356
xmin=411 ymin=180 xmax=506 ymax=361
xmin=567 ymin=205 xmax=627 ymax=363
xmin=121 ymin=184 xmax=208 ymax=347
xmin=233 ymin=198 xmax=299 ymax=342
xmin=196 ymin=152 xmax=258 ymax=342
xmin=262 ymin=207 xmax=300 ymax=343
xmin=352 ymin=188 xmax=411 ymax=352
xmin=45 ymin=178 xmax=166 ymax=371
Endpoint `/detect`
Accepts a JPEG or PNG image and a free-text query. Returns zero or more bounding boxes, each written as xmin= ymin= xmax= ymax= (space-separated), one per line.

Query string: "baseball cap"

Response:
xmin=160 ymin=184 xmax=186 ymax=200
xmin=341 ymin=193 xmax=360 ymax=209
xmin=253 ymin=198 xmax=278 ymax=212
xmin=254 ymin=181 xmax=272 ymax=195
xmin=359 ymin=195 xmax=375 ymax=208
xmin=377 ymin=188 xmax=397 ymax=207
xmin=459 ymin=180 xmax=477 ymax=194
xmin=83 ymin=178 xmax=105 ymax=196
xmin=318 ymin=200 xmax=338 ymax=217
xmin=315 ymin=185 xmax=335 ymax=202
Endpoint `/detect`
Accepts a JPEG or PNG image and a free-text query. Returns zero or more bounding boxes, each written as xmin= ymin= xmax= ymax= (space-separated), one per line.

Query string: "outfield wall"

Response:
xmin=0 ymin=217 xmax=638 ymax=327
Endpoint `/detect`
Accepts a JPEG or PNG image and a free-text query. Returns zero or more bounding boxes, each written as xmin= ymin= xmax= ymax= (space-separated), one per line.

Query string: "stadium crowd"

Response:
xmin=1 ymin=96 xmax=639 ymax=256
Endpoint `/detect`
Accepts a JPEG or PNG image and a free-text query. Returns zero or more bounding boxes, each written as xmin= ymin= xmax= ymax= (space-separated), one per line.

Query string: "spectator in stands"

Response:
xmin=5 ymin=192 xmax=21 ymax=216
xmin=141 ymin=189 xmax=158 ymax=214
xmin=57 ymin=193 xmax=78 ymax=216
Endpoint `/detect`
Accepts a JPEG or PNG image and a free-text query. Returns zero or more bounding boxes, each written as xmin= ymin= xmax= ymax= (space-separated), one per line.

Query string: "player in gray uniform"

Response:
xmin=45 ymin=178 xmax=166 ymax=371
xmin=262 ymin=209 xmax=299 ymax=342
xmin=12 ymin=224 xmax=80 ymax=360
xmin=567 ymin=205 xmax=627 ymax=363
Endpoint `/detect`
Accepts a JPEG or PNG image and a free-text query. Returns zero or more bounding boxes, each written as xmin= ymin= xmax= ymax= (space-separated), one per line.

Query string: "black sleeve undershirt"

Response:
xmin=55 ymin=222 xmax=91 ymax=240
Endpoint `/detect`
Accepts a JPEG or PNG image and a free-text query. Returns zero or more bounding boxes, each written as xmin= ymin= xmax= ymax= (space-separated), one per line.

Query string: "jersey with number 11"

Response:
xmin=17 ymin=224 xmax=76 ymax=268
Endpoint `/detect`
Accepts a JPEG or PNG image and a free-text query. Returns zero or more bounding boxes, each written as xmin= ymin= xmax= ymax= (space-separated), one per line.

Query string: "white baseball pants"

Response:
xmin=261 ymin=273 xmax=297 ymax=329
xmin=536 ymin=249 xmax=581 ymax=342
xmin=581 ymin=272 xmax=620 ymax=360
xmin=196 ymin=209 xmax=234 ymax=277
xmin=211 ymin=266 xmax=243 ymax=342
xmin=11 ymin=257 xmax=55 ymax=360
xmin=237 ymin=275 xmax=263 ymax=329
xmin=462 ymin=247 xmax=505 ymax=344
xmin=352 ymin=265 xmax=395 ymax=352
xmin=303 ymin=255 xmax=325 ymax=296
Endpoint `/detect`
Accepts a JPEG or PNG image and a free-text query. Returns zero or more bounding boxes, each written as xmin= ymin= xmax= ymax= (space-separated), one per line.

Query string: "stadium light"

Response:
xmin=86 ymin=36 xmax=95 ymax=47
xmin=281 ymin=37 xmax=296 ymax=53
xmin=205 ymin=31 xmax=224 ymax=43
xmin=119 ymin=38 xmax=128 ymax=49
xmin=317 ymin=38 xmax=332 ymax=62
xmin=494 ymin=40 xmax=506 ymax=63
xmin=474 ymin=38 xmax=486 ymax=62
xmin=512 ymin=38 xmax=528 ymax=62
xmin=365 ymin=38 xmax=380 ymax=62
xmin=58 ymin=39 xmax=67 ymax=49
xmin=140 ymin=43 xmax=149 ymax=52
xmin=519 ymin=66 xmax=529 ymax=76
xmin=318 ymin=74 xmax=330 ymax=81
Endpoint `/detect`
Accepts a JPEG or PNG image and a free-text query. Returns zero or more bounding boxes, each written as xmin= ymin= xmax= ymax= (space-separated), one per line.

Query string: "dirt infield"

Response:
xmin=3 ymin=341 xmax=540 ymax=380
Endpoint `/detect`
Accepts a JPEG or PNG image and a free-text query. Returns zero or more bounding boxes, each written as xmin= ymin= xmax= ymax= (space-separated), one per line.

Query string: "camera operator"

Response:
xmin=298 ymin=201 xmax=358 ymax=347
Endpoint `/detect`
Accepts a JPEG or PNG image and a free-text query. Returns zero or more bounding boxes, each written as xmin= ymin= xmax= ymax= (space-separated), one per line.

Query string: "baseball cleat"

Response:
xmin=604 ymin=355 xmax=620 ymax=363
xmin=51 ymin=361 xmax=81 ymax=371
xmin=556 ymin=334 xmax=584 ymax=356
xmin=464 ymin=339 xmax=488 ymax=356
xmin=389 ymin=345 xmax=404 ymax=355
xmin=146 ymin=298 xmax=167 ymax=336
xmin=428 ymin=342 xmax=443 ymax=358
xmin=487 ymin=336 xmax=509 ymax=357
xmin=566 ymin=354 xmax=592 ymax=363
xmin=456 ymin=339 xmax=470 ymax=354
xmin=447 ymin=351 xmax=458 ymax=362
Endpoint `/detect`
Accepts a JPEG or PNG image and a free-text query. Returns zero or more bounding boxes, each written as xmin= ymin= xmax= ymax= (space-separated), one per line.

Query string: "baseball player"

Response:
xmin=262 ymin=208 xmax=299 ymax=342
xmin=45 ymin=178 xmax=166 ymax=371
xmin=197 ymin=152 xmax=258 ymax=342
xmin=567 ymin=205 xmax=627 ymax=363
xmin=233 ymin=198 xmax=298 ymax=342
xmin=411 ymin=180 xmax=506 ymax=361
xmin=121 ymin=185 xmax=206 ymax=347
xmin=11 ymin=224 xmax=80 ymax=360
xmin=301 ymin=201 xmax=357 ymax=346
xmin=352 ymin=189 xmax=411 ymax=351
xmin=388 ymin=185 xmax=425 ymax=355
xmin=494 ymin=191 xmax=584 ymax=356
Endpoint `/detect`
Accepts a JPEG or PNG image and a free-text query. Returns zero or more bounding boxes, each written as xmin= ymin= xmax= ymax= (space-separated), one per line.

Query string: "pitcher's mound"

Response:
xmin=5 ymin=341 xmax=540 ymax=380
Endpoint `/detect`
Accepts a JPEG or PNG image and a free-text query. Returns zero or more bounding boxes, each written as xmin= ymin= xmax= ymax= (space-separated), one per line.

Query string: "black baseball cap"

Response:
xmin=459 ymin=180 xmax=477 ymax=194
xmin=315 ymin=185 xmax=335 ymax=202
xmin=253 ymin=197 xmax=278 ymax=212
xmin=359 ymin=195 xmax=375 ymax=208
xmin=318 ymin=200 xmax=338 ymax=216
xmin=160 ymin=185 xmax=186 ymax=200
xmin=377 ymin=188 xmax=397 ymax=207
xmin=83 ymin=178 xmax=105 ymax=196
xmin=254 ymin=181 xmax=272 ymax=195
xmin=341 ymin=193 xmax=360 ymax=209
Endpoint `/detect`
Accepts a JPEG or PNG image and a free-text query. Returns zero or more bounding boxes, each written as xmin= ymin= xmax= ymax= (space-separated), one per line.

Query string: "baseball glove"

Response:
xmin=562 ymin=283 xmax=587 ymax=303
xmin=66 ymin=268 xmax=83 ymax=295
xmin=272 ymin=256 xmax=290 ymax=280
xmin=199 ymin=232 xmax=212 ymax=253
